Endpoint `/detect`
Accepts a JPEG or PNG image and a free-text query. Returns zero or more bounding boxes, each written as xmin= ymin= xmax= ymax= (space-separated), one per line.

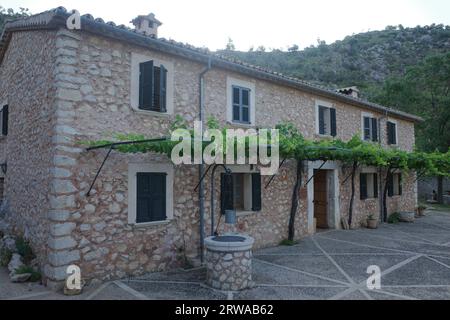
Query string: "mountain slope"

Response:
xmin=217 ymin=25 xmax=450 ymax=99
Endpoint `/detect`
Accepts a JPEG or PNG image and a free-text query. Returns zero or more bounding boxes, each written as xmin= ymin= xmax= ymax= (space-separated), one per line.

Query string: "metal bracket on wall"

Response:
xmin=86 ymin=146 xmax=113 ymax=197
xmin=304 ymin=160 xmax=327 ymax=187
xmin=264 ymin=158 xmax=286 ymax=189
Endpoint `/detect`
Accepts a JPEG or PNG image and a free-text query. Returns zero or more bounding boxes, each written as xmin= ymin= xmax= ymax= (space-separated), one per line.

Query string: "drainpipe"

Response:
xmin=378 ymin=110 xmax=388 ymax=223
xmin=198 ymin=57 xmax=212 ymax=263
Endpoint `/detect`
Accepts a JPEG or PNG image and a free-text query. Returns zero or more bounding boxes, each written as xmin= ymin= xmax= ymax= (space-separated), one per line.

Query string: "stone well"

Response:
xmin=204 ymin=234 xmax=254 ymax=291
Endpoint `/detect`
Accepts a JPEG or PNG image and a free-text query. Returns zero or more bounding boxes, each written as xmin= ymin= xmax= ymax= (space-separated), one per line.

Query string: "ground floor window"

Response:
xmin=221 ymin=171 xmax=261 ymax=214
xmin=360 ymin=172 xmax=378 ymax=200
xmin=128 ymin=163 xmax=174 ymax=225
xmin=136 ymin=172 xmax=166 ymax=223
xmin=388 ymin=173 xmax=402 ymax=197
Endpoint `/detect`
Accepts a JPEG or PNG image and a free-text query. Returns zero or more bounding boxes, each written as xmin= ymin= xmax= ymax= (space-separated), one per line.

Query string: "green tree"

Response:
xmin=375 ymin=52 xmax=450 ymax=203
xmin=375 ymin=53 xmax=450 ymax=153
xmin=0 ymin=7 xmax=30 ymax=34
xmin=225 ymin=37 xmax=235 ymax=51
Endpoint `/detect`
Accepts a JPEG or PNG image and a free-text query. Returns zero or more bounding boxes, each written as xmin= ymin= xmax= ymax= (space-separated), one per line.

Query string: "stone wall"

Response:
xmin=0 ymin=30 xmax=57 ymax=268
xmin=0 ymin=28 xmax=418 ymax=285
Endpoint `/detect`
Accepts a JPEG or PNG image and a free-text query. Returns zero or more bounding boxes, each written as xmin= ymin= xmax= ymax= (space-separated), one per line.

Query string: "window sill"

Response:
xmin=129 ymin=219 xmax=172 ymax=228
xmin=236 ymin=210 xmax=258 ymax=217
xmin=362 ymin=197 xmax=378 ymax=201
xmin=227 ymin=121 xmax=255 ymax=129
xmin=131 ymin=107 xmax=172 ymax=118
xmin=315 ymin=133 xmax=334 ymax=139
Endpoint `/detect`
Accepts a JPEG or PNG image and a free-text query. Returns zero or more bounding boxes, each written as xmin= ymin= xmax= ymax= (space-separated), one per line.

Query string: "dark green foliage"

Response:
xmin=373 ymin=52 xmax=450 ymax=153
xmin=0 ymin=248 xmax=12 ymax=266
xmin=279 ymin=239 xmax=298 ymax=246
xmin=0 ymin=7 xmax=30 ymax=33
xmin=15 ymin=237 xmax=34 ymax=264
xmin=14 ymin=265 xmax=41 ymax=282
xmin=388 ymin=212 xmax=401 ymax=224
xmin=219 ymin=24 xmax=450 ymax=99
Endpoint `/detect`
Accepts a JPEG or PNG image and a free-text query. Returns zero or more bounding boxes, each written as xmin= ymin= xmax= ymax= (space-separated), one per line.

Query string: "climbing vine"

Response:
xmin=83 ymin=116 xmax=450 ymax=241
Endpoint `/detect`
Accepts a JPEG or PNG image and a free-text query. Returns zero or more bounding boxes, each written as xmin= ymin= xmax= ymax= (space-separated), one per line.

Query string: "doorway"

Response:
xmin=313 ymin=169 xmax=329 ymax=229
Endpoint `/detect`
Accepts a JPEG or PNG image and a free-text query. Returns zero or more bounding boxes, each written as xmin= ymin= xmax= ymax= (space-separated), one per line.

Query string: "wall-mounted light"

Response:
xmin=0 ymin=162 xmax=7 ymax=174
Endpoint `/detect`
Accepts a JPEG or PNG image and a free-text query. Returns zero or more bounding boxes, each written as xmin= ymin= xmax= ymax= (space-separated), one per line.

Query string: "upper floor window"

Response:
xmin=131 ymin=53 xmax=173 ymax=115
xmin=139 ymin=61 xmax=167 ymax=112
xmin=360 ymin=172 xmax=378 ymax=200
xmin=227 ymin=77 xmax=255 ymax=126
xmin=362 ymin=115 xmax=378 ymax=142
xmin=387 ymin=121 xmax=397 ymax=145
xmin=317 ymin=104 xmax=336 ymax=137
xmin=387 ymin=172 xmax=402 ymax=197
xmin=232 ymin=86 xmax=251 ymax=124
xmin=0 ymin=105 xmax=8 ymax=136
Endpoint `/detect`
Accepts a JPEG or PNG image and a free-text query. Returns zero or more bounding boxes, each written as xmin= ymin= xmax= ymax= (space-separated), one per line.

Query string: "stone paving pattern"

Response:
xmin=2 ymin=209 xmax=450 ymax=300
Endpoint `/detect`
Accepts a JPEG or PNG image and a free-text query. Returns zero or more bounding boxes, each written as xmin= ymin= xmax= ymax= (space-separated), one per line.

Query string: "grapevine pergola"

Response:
xmin=84 ymin=119 xmax=450 ymax=242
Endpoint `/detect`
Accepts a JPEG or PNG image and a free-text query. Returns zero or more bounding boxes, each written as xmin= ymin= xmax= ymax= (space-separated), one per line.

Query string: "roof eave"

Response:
xmin=0 ymin=10 xmax=424 ymax=124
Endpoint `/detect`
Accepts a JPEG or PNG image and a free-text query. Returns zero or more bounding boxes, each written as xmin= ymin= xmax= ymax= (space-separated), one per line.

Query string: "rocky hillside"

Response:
xmin=218 ymin=25 xmax=450 ymax=99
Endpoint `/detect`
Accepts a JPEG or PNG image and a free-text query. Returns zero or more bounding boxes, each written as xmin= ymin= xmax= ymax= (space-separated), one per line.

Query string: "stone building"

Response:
xmin=0 ymin=8 xmax=422 ymax=288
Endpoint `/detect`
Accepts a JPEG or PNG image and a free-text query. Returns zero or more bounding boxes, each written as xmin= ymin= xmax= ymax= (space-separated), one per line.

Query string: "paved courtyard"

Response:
xmin=3 ymin=208 xmax=450 ymax=300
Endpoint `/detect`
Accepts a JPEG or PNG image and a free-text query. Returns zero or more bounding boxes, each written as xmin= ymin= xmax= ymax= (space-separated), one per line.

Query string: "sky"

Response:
xmin=2 ymin=0 xmax=450 ymax=51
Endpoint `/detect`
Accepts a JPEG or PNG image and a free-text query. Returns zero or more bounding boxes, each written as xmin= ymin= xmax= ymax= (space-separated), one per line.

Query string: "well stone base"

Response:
xmin=204 ymin=234 xmax=254 ymax=291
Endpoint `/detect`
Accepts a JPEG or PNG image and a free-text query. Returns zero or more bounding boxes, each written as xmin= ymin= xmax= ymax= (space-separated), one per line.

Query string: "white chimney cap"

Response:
xmin=131 ymin=13 xmax=162 ymax=37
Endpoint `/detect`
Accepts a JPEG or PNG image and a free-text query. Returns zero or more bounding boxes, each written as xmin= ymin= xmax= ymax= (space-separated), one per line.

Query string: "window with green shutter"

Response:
xmin=232 ymin=86 xmax=251 ymax=124
xmin=136 ymin=172 xmax=167 ymax=223
xmin=363 ymin=116 xmax=378 ymax=142
xmin=318 ymin=105 xmax=336 ymax=137
xmin=387 ymin=121 xmax=397 ymax=145
xmin=221 ymin=172 xmax=262 ymax=214
xmin=139 ymin=61 xmax=167 ymax=113
xmin=387 ymin=172 xmax=401 ymax=197
xmin=360 ymin=172 xmax=378 ymax=200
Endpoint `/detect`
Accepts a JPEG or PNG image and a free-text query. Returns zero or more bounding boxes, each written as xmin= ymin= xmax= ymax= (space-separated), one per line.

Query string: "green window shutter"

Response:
xmin=373 ymin=173 xmax=378 ymax=198
xmin=387 ymin=173 xmax=394 ymax=197
xmin=387 ymin=122 xmax=396 ymax=145
xmin=330 ymin=108 xmax=337 ymax=137
xmin=159 ymin=65 xmax=167 ymax=112
xmin=241 ymin=89 xmax=250 ymax=123
xmin=363 ymin=117 xmax=371 ymax=140
xmin=318 ymin=106 xmax=326 ymax=134
xmin=1 ymin=105 xmax=8 ymax=136
xmin=232 ymin=86 xmax=240 ymax=121
xmin=220 ymin=173 xmax=234 ymax=215
xmin=251 ymin=173 xmax=262 ymax=211
xmin=398 ymin=173 xmax=402 ymax=196
xmin=387 ymin=122 xmax=392 ymax=144
xmin=136 ymin=172 xmax=166 ymax=223
xmin=360 ymin=173 xmax=368 ymax=200
xmin=139 ymin=60 xmax=154 ymax=110
xmin=392 ymin=123 xmax=397 ymax=145
xmin=371 ymin=118 xmax=378 ymax=142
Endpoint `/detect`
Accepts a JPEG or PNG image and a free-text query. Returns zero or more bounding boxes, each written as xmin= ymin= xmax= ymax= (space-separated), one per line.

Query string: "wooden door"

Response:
xmin=314 ymin=170 xmax=328 ymax=229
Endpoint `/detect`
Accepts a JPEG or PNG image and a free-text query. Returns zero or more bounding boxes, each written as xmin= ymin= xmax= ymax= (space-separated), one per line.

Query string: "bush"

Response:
xmin=279 ymin=239 xmax=299 ymax=246
xmin=14 ymin=265 xmax=41 ymax=282
xmin=388 ymin=212 xmax=401 ymax=224
xmin=15 ymin=237 xmax=34 ymax=264
xmin=0 ymin=248 xmax=12 ymax=266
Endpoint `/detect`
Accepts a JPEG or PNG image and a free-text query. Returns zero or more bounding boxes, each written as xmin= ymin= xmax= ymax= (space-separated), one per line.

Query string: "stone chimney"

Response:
xmin=131 ymin=13 xmax=162 ymax=37
xmin=337 ymin=86 xmax=360 ymax=98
